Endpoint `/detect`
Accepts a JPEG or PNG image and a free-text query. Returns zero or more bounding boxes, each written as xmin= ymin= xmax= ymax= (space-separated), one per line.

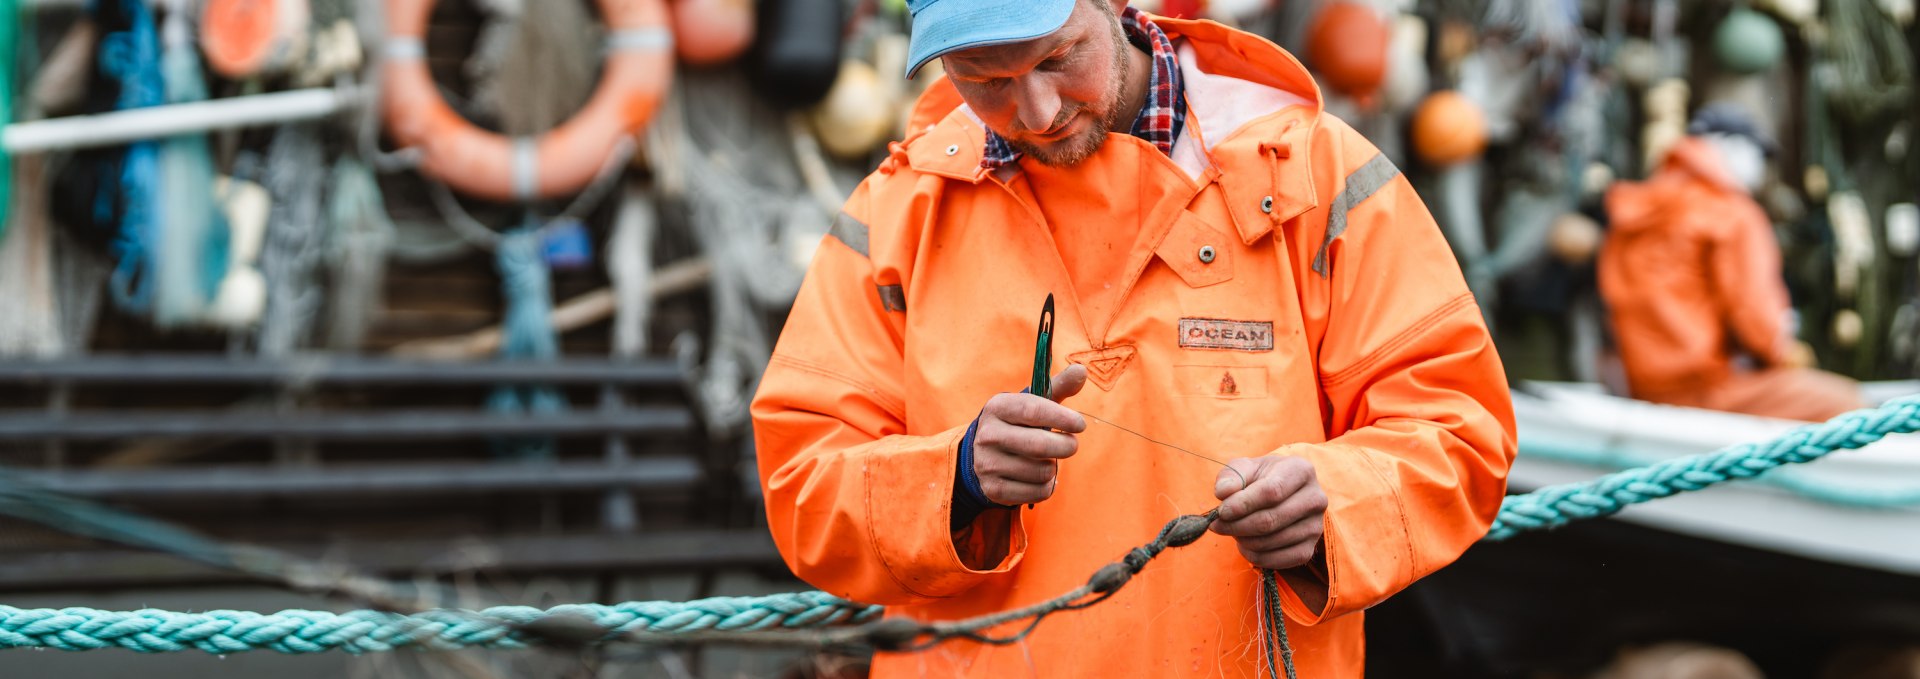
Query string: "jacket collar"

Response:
xmin=907 ymin=15 xmax=1328 ymax=244
xmin=908 ymin=106 xmax=990 ymax=183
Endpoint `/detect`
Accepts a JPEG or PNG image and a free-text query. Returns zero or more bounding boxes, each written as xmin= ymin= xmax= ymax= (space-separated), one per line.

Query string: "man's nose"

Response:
xmin=1013 ymin=77 xmax=1063 ymax=134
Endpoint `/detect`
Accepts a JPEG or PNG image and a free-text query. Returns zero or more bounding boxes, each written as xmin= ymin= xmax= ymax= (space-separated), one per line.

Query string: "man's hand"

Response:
xmin=973 ymin=364 xmax=1088 ymax=506
xmin=1211 ymin=456 xmax=1328 ymax=570
xmin=1782 ymin=340 xmax=1818 ymax=369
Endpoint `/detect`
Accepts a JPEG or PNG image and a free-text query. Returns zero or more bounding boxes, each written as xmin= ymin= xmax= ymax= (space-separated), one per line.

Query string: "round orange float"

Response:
xmin=1304 ymin=1 xmax=1388 ymax=99
xmin=671 ymin=0 xmax=755 ymax=65
xmin=200 ymin=0 xmax=309 ymax=78
xmin=1410 ymin=90 xmax=1488 ymax=167
xmin=381 ymin=0 xmax=674 ymax=202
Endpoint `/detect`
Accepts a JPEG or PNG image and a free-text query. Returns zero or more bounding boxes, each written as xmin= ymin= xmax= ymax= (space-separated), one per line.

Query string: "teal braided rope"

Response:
xmin=0 ymin=594 xmax=881 ymax=654
xmin=6 ymin=396 xmax=1919 ymax=654
xmin=1486 ymin=394 xmax=1920 ymax=541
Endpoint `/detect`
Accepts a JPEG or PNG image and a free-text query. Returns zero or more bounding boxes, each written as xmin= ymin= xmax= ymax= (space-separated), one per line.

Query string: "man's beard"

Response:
xmin=1007 ymin=25 xmax=1131 ymax=167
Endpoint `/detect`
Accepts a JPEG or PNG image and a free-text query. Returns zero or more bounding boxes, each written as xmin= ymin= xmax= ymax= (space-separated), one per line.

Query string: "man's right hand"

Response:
xmin=1782 ymin=340 xmax=1818 ymax=369
xmin=972 ymin=364 xmax=1088 ymax=505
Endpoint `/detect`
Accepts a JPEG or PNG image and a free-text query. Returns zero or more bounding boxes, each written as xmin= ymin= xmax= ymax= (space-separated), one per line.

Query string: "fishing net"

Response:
xmin=659 ymin=69 xmax=828 ymax=435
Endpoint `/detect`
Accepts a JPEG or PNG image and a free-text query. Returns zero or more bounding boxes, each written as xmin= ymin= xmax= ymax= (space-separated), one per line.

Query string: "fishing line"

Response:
xmin=1074 ymin=409 xmax=1247 ymax=490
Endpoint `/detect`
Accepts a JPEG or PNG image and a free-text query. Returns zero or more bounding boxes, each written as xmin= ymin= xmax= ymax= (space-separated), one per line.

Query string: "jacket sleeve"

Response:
xmin=751 ymin=175 xmax=1027 ymax=606
xmin=1279 ymin=136 xmax=1517 ymax=625
xmin=1711 ymin=203 xmax=1794 ymax=365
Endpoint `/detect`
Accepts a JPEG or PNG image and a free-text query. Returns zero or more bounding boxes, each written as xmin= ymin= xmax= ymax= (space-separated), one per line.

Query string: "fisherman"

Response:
xmin=1599 ymin=103 xmax=1866 ymax=422
xmin=751 ymin=1 xmax=1516 ymax=676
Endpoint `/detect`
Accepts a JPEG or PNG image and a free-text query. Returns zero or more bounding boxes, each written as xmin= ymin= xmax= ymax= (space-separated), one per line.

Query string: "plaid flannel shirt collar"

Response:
xmin=981 ymin=7 xmax=1187 ymax=169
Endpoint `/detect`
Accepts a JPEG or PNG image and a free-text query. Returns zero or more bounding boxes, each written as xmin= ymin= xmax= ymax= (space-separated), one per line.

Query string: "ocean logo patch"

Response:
xmin=1178 ymin=318 xmax=1275 ymax=352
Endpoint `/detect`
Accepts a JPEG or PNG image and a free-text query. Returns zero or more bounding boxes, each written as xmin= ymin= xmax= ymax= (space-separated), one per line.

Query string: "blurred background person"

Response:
xmin=1599 ymin=102 xmax=1868 ymax=421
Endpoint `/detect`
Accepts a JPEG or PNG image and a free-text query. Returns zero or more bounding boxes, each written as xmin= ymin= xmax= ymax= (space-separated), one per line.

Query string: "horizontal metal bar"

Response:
xmin=0 ymin=356 xmax=688 ymax=387
xmin=18 ymin=458 xmax=703 ymax=499
xmin=0 ymin=408 xmax=691 ymax=440
xmin=0 ymin=530 xmax=784 ymax=592
xmin=2 ymin=88 xmax=351 ymax=153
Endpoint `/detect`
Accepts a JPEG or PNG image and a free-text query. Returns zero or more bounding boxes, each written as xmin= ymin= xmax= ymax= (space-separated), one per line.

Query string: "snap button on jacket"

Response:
xmin=753 ymin=16 xmax=1516 ymax=679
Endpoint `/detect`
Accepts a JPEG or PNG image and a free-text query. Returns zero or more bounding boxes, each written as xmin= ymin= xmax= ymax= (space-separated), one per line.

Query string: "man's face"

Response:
xmin=941 ymin=0 xmax=1130 ymax=167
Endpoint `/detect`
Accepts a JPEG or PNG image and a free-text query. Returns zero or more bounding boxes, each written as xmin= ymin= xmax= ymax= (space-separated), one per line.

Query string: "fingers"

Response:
xmin=975 ymin=418 xmax=1079 ymax=460
xmin=1210 ymin=456 xmax=1327 ymax=571
xmin=1049 ymin=364 xmax=1088 ymax=403
xmin=1212 ymin=488 xmax=1327 ymax=538
xmin=1214 ymin=457 xmax=1264 ymax=499
xmin=1215 ymin=457 xmax=1316 ymax=522
xmin=984 ymin=392 xmax=1086 ymax=434
xmin=977 ymin=452 xmax=1056 ymax=485
xmin=1225 ymin=511 xmax=1324 ymax=550
xmin=1238 ymin=538 xmax=1322 ymax=571
xmin=981 ymin=475 xmax=1057 ymax=505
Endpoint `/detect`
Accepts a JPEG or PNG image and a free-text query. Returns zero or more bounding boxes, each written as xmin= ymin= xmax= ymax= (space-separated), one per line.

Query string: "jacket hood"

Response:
xmin=1665 ymin=136 xmax=1747 ymax=194
xmin=1606 ymin=137 xmax=1742 ymax=234
xmin=1152 ymin=15 xmax=1326 ymax=117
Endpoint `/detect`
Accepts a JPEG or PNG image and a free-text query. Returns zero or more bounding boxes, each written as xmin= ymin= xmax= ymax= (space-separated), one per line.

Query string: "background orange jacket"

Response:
xmin=752 ymin=17 xmax=1515 ymax=678
xmin=1600 ymin=137 xmax=1794 ymax=400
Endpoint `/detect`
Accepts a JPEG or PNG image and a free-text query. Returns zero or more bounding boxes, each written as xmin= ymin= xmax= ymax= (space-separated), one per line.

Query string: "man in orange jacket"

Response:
xmin=751 ymin=1 xmax=1517 ymax=676
xmin=1600 ymin=104 xmax=1865 ymax=421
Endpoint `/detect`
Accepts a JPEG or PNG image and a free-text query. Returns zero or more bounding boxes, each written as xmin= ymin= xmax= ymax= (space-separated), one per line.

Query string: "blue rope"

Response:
xmin=96 ymin=0 xmax=165 ymax=314
xmin=2 ymin=395 xmax=1916 ymax=654
xmin=487 ymin=226 xmax=567 ymax=460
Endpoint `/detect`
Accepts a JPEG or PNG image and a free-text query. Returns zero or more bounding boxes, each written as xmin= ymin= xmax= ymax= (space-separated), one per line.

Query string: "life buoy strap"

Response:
xmin=384 ymin=37 xmax=424 ymax=61
xmin=607 ymin=28 xmax=673 ymax=53
xmin=512 ymin=137 xmax=538 ymax=203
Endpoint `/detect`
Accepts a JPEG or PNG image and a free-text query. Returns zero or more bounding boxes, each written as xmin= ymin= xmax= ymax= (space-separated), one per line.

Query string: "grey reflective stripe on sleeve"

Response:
xmin=828 ymin=211 xmax=871 ymax=258
xmin=877 ymin=285 xmax=907 ymax=312
xmin=1312 ymin=153 xmax=1403 ymax=277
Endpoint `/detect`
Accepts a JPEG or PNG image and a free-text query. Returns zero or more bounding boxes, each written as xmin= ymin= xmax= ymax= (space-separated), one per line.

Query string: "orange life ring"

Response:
xmin=381 ymin=0 xmax=673 ymax=202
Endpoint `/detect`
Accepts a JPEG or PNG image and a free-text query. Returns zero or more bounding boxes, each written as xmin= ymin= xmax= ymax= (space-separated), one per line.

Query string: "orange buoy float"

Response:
xmin=1304 ymin=1 xmax=1388 ymax=99
xmin=670 ymin=0 xmax=755 ymax=66
xmin=1410 ymin=90 xmax=1488 ymax=166
xmin=381 ymin=0 xmax=674 ymax=202
xmin=200 ymin=0 xmax=309 ymax=78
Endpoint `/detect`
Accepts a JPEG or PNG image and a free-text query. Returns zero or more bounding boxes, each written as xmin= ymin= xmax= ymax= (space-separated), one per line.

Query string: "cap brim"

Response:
xmin=906 ymin=0 xmax=1076 ymax=78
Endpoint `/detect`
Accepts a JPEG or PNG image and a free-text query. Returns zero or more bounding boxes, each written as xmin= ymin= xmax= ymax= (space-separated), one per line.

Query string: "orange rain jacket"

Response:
xmin=1599 ymin=137 xmax=1795 ymax=401
xmin=753 ymin=16 xmax=1515 ymax=678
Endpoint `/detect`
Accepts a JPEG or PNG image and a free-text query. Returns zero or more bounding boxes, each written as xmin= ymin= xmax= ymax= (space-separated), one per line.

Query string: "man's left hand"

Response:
xmin=1210 ymin=456 xmax=1327 ymax=570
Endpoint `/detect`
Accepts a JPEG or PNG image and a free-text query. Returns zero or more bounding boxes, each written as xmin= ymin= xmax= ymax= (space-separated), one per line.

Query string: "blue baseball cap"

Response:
xmin=905 ymin=0 xmax=1077 ymax=78
xmin=1689 ymin=102 xmax=1779 ymax=157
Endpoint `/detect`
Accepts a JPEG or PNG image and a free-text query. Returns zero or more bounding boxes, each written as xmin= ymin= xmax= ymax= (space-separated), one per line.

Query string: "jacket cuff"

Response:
xmin=1267 ymin=442 xmax=1409 ymax=626
xmin=952 ymin=415 xmax=1017 ymax=530
xmin=868 ymin=423 xmax=1028 ymax=598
